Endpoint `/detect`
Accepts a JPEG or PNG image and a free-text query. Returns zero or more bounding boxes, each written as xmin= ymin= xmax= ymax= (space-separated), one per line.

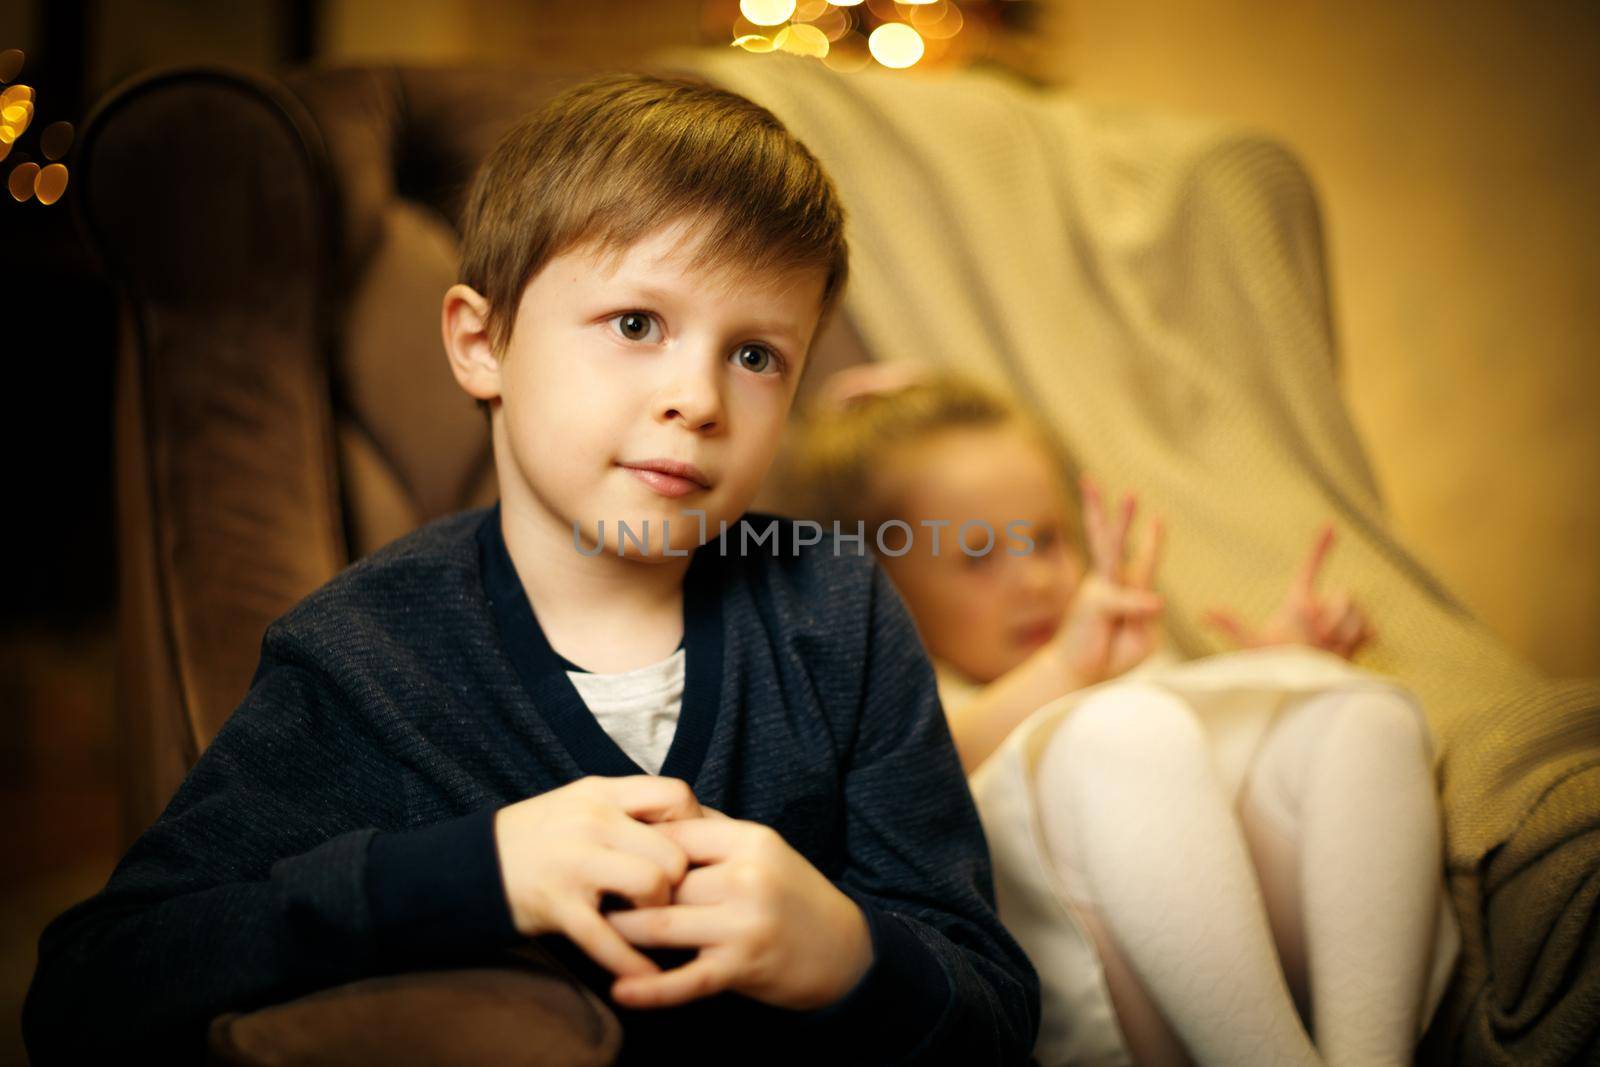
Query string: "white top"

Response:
xmin=566 ymin=646 xmax=686 ymax=775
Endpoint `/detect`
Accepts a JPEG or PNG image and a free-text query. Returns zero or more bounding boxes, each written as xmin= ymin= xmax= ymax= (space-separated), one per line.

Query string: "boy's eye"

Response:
xmin=610 ymin=311 xmax=661 ymax=343
xmin=734 ymin=343 xmax=778 ymax=375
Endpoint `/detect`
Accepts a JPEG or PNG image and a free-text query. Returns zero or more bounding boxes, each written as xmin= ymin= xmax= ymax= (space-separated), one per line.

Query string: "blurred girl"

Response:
xmin=792 ymin=366 xmax=1459 ymax=1067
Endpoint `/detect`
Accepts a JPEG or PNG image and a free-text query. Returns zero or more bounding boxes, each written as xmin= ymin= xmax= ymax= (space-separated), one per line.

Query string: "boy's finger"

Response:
xmin=592 ymin=851 xmax=676 ymax=909
xmin=557 ymin=900 xmax=661 ymax=979
xmin=651 ymin=817 xmax=746 ymax=865
xmin=613 ymin=955 xmax=732 ymax=1010
xmin=608 ymin=905 xmax=729 ymax=949
xmin=599 ymin=775 xmax=703 ymax=823
xmin=600 ymin=816 xmax=691 ymax=886
xmin=672 ymin=863 xmax=733 ymax=906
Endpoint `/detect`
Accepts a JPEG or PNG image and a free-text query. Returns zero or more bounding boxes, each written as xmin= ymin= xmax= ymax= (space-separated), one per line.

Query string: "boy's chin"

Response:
xmin=566 ymin=503 xmax=733 ymax=561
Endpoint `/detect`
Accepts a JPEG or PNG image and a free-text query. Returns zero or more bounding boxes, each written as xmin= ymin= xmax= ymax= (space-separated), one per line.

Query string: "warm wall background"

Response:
xmin=1042 ymin=0 xmax=1599 ymax=677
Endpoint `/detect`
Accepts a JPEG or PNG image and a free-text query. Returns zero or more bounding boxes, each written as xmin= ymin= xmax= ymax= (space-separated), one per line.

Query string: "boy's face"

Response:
xmin=875 ymin=423 xmax=1085 ymax=684
xmin=446 ymin=217 xmax=826 ymax=560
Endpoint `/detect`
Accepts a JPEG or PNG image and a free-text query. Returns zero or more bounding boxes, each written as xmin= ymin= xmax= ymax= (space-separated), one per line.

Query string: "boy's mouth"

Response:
xmin=617 ymin=458 xmax=712 ymax=498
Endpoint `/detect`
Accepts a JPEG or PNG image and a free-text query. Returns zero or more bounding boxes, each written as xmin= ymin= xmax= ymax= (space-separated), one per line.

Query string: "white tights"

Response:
xmin=1035 ymin=683 xmax=1446 ymax=1067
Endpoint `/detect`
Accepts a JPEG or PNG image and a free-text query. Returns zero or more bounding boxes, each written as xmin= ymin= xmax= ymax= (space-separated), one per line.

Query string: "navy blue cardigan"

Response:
xmin=23 ymin=505 xmax=1039 ymax=1065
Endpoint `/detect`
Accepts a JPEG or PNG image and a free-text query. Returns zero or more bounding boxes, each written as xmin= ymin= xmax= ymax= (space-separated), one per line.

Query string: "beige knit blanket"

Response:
xmin=652 ymin=47 xmax=1599 ymax=880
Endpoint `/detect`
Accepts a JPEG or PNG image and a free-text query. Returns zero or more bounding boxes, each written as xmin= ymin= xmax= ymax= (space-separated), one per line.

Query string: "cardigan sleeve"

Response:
xmin=802 ymin=562 xmax=1041 ymax=1065
xmin=20 ymin=625 xmax=517 ymax=1065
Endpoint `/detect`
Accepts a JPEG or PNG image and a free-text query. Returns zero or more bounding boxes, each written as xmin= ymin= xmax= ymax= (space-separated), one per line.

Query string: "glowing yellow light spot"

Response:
xmin=775 ymin=22 xmax=830 ymax=58
xmin=9 ymin=161 xmax=39 ymax=202
xmin=1 ymin=99 xmax=31 ymax=138
xmin=829 ymin=0 xmax=864 ymax=6
xmin=793 ymin=0 xmax=830 ymax=19
xmin=0 ymin=125 xmax=14 ymax=144
xmin=0 ymin=49 xmax=22 ymax=83
xmin=35 ymin=162 xmax=68 ymax=205
xmin=0 ymin=84 xmax=33 ymax=107
xmin=740 ymin=0 xmax=795 ymax=27
xmin=41 ymin=120 xmax=73 ymax=161
xmin=810 ymin=6 xmax=851 ymax=40
xmin=821 ymin=31 xmax=872 ymax=73
xmin=868 ymin=22 xmax=924 ymax=68
xmin=731 ymin=34 xmax=778 ymax=53
xmin=911 ymin=0 xmax=964 ymax=40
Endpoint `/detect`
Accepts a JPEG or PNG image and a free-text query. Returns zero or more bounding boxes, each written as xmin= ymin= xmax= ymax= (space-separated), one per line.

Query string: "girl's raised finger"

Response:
xmin=1131 ymin=515 xmax=1165 ymax=590
xmin=1109 ymin=492 xmax=1137 ymax=577
xmin=1080 ymin=475 xmax=1114 ymax=578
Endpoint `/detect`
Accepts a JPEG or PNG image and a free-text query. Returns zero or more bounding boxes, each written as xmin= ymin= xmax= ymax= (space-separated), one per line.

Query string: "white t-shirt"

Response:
xmin=565 ymin=646 xmax=686 ymax=775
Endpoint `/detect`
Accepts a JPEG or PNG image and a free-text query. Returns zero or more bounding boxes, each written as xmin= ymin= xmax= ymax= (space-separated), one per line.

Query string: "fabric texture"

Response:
xmin=651 ymin=48 xmax=1600 ymax=1064
xmin=22 ymin=506 xmax=1040 ymax=1066
xmin=566 ymin=648 xmax=686 ymax=777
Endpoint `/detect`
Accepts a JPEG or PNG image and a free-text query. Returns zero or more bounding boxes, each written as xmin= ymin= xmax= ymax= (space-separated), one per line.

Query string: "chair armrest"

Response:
xmin=206 ymin=944 xmax=621 ymax=1067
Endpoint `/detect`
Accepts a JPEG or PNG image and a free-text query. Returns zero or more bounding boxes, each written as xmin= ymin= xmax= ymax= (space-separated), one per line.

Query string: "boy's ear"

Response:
xmin=441 ymin=283 xmax=502 ymax=402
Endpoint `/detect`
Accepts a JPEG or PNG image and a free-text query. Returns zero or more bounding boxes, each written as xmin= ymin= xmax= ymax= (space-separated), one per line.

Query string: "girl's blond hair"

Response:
xmin=789 ymin=369 xmax=1084 ymax=550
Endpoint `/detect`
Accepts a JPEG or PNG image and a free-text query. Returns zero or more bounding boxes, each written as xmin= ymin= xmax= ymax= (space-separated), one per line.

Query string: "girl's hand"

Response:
xmin=1203 ymin=522 xmax=1375 ymax=661
xmin=1050 ymin=476 xmax=1166 ymax=686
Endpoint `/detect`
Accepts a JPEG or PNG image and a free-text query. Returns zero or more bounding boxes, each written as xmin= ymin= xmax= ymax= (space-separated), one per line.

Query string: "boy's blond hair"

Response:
xmin=459 ymin=71 xmax=850 ymax=370
xmin=791 ymin=371 xmax=1085 ymax=552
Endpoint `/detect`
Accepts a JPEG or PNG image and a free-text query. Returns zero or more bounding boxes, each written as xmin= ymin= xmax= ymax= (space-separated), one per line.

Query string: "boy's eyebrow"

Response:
xmin=612 ymin=281 xmax=809 ymax=342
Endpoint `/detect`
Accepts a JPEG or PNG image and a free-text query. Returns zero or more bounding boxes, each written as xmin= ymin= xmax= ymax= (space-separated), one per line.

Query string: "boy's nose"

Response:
xmin=655 ymin=352 xmax=725 ymax=432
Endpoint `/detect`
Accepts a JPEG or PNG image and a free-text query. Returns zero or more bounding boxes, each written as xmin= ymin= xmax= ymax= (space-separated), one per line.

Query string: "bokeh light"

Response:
xmin=821 ymin=31 xmax=873 ymax=73
xmin=8 ymin=160 xmax=39 ymax=202
xmin=41 ymin=120 xmax=73 ymax=161
xmin=775 ymin=22 xmax=830 ymax=58
xmin=0 ymin=49 xmax=22 ymax=83
xmin=809 ymin=6 xmax=853 ymax=41
xmin=740 ymin=0 xmax=796 ymax=27
xmin=2 ymin=98 xmax=34 ymax=138
xmin=34 ymin=162 xmax=68 ymax=205
xmin=910 ymin=1 xmax=964 ymax=41
xmin=867 ymin=22 xmax=925 ymax=68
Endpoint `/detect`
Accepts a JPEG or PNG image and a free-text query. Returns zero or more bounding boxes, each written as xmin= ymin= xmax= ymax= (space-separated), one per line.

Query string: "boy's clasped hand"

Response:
xmin=493 ymin=775 xmax=874 ymax=1012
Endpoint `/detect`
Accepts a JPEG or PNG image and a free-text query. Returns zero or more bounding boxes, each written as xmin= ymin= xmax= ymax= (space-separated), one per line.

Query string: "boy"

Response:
xmin=23 ymin=73 xmax=1039 ymax=1064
